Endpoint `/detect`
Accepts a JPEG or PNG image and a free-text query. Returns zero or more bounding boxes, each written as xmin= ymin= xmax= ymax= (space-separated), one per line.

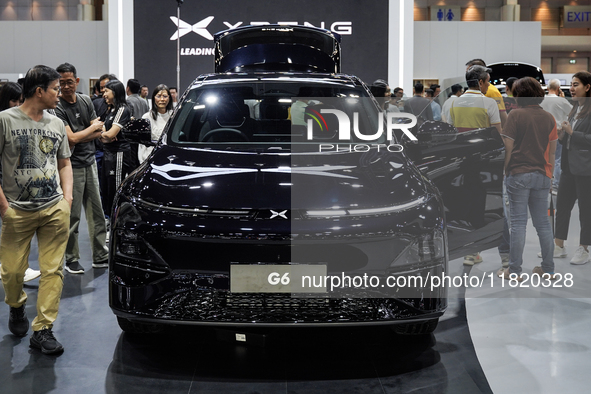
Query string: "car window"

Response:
xmin=167 ymin=81 xmax=385 ymax=150
xmin=488 ymin=63 xmax=545 ymax=86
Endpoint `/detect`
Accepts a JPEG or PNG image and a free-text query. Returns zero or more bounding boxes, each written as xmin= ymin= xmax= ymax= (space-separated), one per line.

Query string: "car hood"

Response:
xmin=128 ymin=146 xmax=429 ymax=211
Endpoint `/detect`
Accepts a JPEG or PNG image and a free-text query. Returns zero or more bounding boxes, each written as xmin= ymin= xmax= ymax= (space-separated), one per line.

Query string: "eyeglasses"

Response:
xmin=59 ymin=80 xmax=76 ymax=87
xmin=155 ymin=94 xmax=169 ymax=100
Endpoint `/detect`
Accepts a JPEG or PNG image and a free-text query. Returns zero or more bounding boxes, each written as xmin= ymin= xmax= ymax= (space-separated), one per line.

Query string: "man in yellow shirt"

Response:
xmin=465 ymin=59 xmax=507 ymax=127
xmin=461 ymin=59 xmax=510 ymax=268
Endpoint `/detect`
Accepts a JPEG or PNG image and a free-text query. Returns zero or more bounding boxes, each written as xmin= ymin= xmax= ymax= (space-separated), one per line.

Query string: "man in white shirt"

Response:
xmin=540 ymin=79 xmax=573 ymax=191
xmin=441 ymin=84 xmax=463 ymax=123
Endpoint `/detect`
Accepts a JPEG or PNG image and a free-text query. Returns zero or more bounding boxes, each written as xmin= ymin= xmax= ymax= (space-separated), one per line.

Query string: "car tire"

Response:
xmin=117 ymin=317 xmax=166 ymax=334
xmin=392 ymin=318 xmax=439 ymax=335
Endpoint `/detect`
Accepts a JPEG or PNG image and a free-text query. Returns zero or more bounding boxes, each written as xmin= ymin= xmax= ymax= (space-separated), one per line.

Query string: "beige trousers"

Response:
xmin=0 ymin=198 xmax=70 ymax=331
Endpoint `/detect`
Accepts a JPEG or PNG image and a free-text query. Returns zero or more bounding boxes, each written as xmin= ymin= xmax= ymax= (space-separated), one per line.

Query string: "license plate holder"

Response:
xmin=230 ymin=264 xmax=327 ymax=293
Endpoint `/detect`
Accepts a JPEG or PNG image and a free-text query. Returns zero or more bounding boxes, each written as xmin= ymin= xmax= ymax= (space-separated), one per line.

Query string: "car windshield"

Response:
xmin=167 ymin=80 xmax=386 ymax=151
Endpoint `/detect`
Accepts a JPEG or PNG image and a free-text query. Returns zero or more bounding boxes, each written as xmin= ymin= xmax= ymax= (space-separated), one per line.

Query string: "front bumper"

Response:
xmin=109 ymin=192 xmax=448 ymax=326
xmin=111 ymin=285 xmax=446 ymax=327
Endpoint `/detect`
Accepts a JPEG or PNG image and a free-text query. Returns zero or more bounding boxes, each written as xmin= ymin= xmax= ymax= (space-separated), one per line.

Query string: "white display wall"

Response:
xmin=0 ymin=20 xmax=108 ymax=95
xmin=413 ymin=21 xmax=542 ymax=89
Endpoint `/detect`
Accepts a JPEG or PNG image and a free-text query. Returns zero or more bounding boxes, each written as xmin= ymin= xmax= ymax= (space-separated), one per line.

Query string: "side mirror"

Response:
xmin=415 ymin=120 xmax=458 ymax=145
xmin=123 ymin=118 xmax=156 ymax=146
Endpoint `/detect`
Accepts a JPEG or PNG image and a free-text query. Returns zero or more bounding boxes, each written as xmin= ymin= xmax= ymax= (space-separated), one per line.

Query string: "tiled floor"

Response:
xmin=464 ymin=204 xmax=591 ymax=394
xmin=0 ymin=205 xmax=589 ymax=393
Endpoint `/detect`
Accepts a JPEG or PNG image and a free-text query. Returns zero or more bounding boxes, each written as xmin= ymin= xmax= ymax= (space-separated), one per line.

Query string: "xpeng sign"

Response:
xmin=134 ymin=0 xmax=388 ymax=91
xmin=171 ymin=16 xmax=352 ymax=57
xmin=170 ymin=16 xmax=352 ymax=44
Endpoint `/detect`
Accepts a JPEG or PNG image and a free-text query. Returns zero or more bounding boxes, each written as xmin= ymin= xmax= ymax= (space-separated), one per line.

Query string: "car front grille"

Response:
xmin=152 ymin=289 xmax=440 ymax=324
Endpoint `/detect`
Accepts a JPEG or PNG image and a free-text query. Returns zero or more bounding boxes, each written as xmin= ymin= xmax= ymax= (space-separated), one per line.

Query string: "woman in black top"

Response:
xmin=554 ymin=71 xmax=591 ymax=265
xmin=99 ymin=80 xmax=133 ymax=217
xmin=0 ymin=82 xmax=23 ymax=111
xmin=0 ymin=82 xmax=23 ymax=182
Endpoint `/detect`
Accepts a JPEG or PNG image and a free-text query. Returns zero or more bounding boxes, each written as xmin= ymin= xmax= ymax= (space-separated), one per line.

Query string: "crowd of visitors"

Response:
xmin=0 ymin=64 xmax=173 ymax=354
xmin=373 ymin=61 xmax=590 ymax=279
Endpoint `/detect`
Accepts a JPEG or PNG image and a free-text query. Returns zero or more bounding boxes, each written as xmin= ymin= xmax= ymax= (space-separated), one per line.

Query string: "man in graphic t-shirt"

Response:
xmin=0 ymin=65 xmax=73 ymax=354
xmin=55 ymin=62 xmax=109 ymax=275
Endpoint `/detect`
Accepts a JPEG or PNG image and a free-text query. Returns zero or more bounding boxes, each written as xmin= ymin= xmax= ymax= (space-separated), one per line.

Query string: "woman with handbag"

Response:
xmin=553 ymin=71 xmax=591 ymax=265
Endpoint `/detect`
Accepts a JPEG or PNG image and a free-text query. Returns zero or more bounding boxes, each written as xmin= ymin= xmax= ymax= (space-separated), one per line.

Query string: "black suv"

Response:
xmin=110 ymin=25 xmax=504 ymax=335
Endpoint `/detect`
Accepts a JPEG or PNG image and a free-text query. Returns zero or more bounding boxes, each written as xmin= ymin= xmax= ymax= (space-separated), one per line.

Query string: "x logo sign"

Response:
xmin=169 ymin=16 xmax=214 ymax=41
xmin=270 ymin=210 xmax=288 ymax=219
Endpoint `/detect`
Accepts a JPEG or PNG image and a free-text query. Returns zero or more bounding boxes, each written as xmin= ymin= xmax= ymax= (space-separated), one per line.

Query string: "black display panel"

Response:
xmin=133 ymin=0 xmax=388 ymax=94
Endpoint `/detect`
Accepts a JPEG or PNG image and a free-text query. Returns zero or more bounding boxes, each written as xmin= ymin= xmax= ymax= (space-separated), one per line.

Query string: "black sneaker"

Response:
xmin=65 ymin=261 xmax=84 ymax=274
xmin=30 ymin=328 xmax=64 ymax=354
xmin=9 ymin=304 xmax=29 ymax=337
xmin=92 ymin=259 xmax=108 ymax=269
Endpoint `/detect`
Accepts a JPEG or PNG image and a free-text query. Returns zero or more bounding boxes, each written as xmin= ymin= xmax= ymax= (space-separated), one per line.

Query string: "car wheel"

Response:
xmin=117 ymin=317 xmax=166 ymax=334
xmin=392 ymin=318 xmax=439 ymax=335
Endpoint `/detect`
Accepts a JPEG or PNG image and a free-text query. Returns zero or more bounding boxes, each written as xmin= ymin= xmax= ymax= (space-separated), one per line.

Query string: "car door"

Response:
xmin=402 ymin=120 xmax=505 ymax=260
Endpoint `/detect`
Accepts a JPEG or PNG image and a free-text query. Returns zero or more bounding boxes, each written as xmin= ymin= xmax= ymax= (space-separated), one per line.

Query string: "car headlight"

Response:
xmin=117 ymin=229 xmax=149 ymax=258
xmin=390 ymin=229 xmax=445 ymax=268
xmin=112 ymin=201 xmax=168 ymax=270
xmin=112 ymin=228 xmax=171 ymax=287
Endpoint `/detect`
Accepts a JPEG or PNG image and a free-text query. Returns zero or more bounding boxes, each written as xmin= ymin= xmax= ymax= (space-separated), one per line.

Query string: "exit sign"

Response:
xmin=564 ymin=6 xmax=591 ymax=28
